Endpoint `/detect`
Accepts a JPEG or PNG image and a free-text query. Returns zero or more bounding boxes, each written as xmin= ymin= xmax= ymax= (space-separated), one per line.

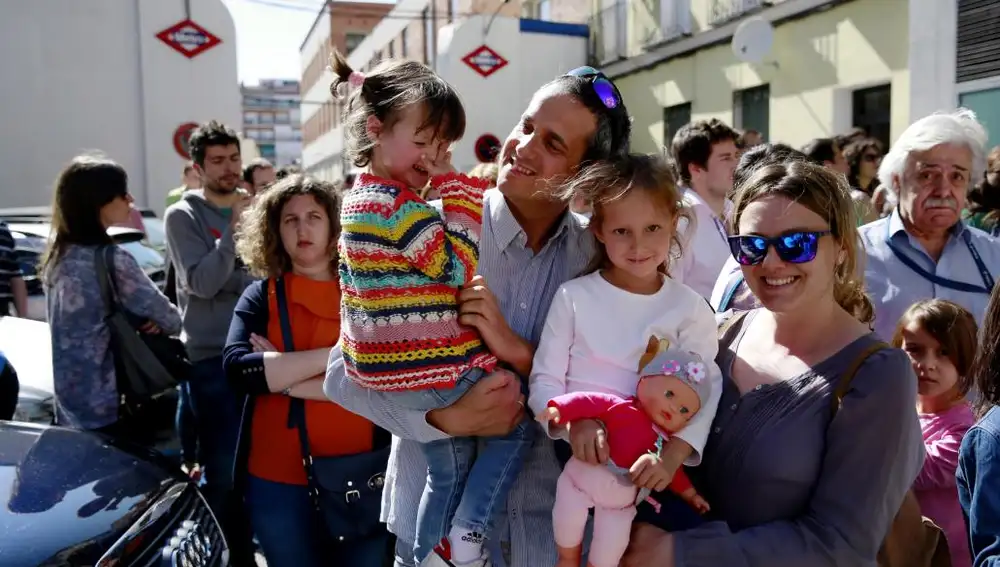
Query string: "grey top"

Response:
xmin=47 ymin=245 xmax=181 ymax=429
xmin=674 ymin=310 xmax=924 ymax=567
xmin=164 ymin=190 xmax=255 ymax=362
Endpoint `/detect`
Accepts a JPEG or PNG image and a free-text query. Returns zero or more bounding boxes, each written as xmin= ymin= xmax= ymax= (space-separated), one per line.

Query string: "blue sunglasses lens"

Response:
xmin=592 ymin=78 xmax=619 ymax=109
xmin=729 ymin=232 xmax=823 ymax=265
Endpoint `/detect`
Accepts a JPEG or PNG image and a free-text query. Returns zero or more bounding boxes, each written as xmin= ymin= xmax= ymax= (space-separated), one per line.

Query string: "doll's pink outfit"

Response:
xmin=547 ymin=391 xmax=694 ymax=567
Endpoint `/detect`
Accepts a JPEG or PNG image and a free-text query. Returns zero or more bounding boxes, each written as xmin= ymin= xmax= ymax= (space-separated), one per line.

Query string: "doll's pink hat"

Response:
xmin=640 ymin=349 xmax=712 ymax=408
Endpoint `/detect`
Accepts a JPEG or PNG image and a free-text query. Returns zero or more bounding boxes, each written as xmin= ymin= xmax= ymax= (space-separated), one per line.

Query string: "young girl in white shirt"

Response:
xmin=528 ymin=153 xmax=722 ymax=567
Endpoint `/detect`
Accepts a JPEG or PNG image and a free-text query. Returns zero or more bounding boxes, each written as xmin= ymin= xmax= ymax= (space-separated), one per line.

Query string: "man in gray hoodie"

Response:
xmin=164 ymin=120 xmax=256 ymax=566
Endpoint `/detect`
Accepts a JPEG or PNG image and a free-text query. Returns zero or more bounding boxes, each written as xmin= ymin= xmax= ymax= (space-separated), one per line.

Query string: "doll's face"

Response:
xmin=636 ymin=374 xmax=701 ymax=433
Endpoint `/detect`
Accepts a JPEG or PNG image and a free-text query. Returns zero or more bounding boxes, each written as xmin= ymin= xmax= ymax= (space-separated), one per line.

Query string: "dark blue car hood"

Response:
xmin=0 ymin=422 xmax=176 ymax=566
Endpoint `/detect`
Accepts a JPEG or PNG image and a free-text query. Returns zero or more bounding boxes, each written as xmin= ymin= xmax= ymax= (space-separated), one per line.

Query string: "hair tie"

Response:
xmin=348 ymin=71 xmax=366 ymax=88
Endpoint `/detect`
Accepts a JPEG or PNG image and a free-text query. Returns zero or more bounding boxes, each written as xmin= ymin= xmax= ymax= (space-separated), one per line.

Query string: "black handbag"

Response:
xmin=95 ymin=245 xmax=191 ymax=414
xmin=274 ymin=277 xmax=391 ymax=542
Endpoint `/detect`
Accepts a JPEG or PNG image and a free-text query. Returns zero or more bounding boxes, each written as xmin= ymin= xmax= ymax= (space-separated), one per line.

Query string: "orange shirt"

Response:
xmin=247 ymin=273 xmax=376 ymax=485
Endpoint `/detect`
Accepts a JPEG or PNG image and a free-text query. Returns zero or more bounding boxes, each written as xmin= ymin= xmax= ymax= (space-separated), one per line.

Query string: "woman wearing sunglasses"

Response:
xmin=623 ymin=160 xmax=924 ymax=566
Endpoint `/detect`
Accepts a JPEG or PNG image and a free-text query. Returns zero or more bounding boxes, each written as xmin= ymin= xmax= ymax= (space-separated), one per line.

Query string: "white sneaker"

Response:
xmin=418 ymin=538 xmax=492 ymax=567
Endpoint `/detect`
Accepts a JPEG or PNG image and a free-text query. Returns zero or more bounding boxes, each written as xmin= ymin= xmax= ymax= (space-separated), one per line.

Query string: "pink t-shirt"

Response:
xmin=914 ymin=402 xmax=975 ymax=567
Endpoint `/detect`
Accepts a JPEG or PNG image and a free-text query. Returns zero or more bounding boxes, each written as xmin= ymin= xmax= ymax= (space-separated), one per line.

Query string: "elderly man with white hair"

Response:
xmin=859 ymin=108 xmax=1000 ymax=340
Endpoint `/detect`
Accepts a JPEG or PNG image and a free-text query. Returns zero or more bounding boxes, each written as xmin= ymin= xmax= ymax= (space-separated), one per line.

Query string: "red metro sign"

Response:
xmin=462 ymin=45 xmax=509 ymax=78
xmin=156 ymin=19 xmax=222 ymax=59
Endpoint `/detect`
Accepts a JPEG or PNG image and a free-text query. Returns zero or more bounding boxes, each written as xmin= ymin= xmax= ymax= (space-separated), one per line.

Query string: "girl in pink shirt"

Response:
xmin=894 ymin=299 xmax=978 ymax=567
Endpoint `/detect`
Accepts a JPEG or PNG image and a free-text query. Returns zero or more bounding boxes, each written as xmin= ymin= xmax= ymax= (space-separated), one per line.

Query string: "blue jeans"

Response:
xmin=391 ymin=368 xmax=533 ymax=562
xmin=175 ymin=382 xmax=199 ymax=464
xmin=187 ymin=356 xmax=255 ymax=566
xmin=246 ymin=474 xmax=393 ymax=567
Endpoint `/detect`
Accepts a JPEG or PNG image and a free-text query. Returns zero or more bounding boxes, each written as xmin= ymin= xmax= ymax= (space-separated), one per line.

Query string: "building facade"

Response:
xmin=598 ymin=0 xmax=913 ymax=153
xmin=241 ymin=79 xmax=303 ymax=167
xmin=910 ymin=0 xmax=1000 ymax=150
xmin=299 ymin=0 xmax=593 ymax=182
xmin=0 ymin=0 xmax=240 ymax=213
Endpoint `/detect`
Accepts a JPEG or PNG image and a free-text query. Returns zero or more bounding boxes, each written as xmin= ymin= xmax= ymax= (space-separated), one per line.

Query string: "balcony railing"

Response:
xmin=589 ymin=0 xmax=692 ymax=66
xmin=709 ymin=0 xmax=771 ymax=26
xmin=590 ymin=2 xmax=628 ymax=65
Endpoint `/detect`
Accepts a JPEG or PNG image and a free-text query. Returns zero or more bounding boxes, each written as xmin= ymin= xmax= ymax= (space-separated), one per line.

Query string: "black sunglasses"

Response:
xmin=565 ymin=66 xmax=620 ymax=110
xmin=728 ymin=230 xmax=832 ymax=266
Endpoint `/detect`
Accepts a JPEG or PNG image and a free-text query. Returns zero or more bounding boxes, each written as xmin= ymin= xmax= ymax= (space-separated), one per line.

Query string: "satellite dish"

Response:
xmin=731 ymin=17 xmax=774 ymax=64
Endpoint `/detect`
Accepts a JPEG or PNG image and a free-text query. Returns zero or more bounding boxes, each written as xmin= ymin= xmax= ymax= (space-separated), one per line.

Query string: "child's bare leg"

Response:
xmin=556 ymin=543 xmax=583 ymax=567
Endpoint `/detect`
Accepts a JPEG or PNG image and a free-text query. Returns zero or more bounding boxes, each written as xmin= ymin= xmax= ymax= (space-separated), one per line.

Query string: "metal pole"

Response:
xmin=184 ymin=0 xmax=191 ymax=19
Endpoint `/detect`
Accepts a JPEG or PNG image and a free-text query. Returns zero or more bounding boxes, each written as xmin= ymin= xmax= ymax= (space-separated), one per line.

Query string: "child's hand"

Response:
xmin=419 ymin=151 xmax=456 ymax=177
xmin=629 ymin=453 xmax=674 ymax=492
xmin=680 ymin=487 xmax=711 ymax=514
xmin=541 ymin=406 xmax=562 ymax=424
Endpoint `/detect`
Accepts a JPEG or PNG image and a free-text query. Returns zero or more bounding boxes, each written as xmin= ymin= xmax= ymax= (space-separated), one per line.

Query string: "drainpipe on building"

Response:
xmin=134 ymin=0 xmax=153 ymax=209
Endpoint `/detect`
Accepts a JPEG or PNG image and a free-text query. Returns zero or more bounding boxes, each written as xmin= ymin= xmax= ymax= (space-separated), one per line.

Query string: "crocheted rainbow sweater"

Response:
xmin=339 ymin=172 xmax=498 ymax=391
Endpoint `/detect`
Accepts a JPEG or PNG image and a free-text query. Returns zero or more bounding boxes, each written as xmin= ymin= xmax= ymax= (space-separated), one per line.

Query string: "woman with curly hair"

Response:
xmin=222 ymin=174 xmax=391 ymax=567
xmin=843 ymin=138 xmax=884 ymax=224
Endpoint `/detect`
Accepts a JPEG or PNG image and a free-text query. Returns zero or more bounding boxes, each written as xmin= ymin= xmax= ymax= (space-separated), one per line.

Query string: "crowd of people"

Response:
xmin=26 ymin=50 xmax=1000 ymax=567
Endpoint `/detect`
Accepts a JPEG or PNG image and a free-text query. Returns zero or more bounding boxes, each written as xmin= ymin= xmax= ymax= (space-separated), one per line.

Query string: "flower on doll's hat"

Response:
xmin=686 ymin=362 xmax=707 ymax=382
xmin=661 ymin=360 xmax=681 ymax=375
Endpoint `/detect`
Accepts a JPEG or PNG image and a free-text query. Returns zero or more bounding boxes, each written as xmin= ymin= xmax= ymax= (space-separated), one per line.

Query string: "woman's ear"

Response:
xmin=365 ymin=115 xmax=383 ymax=142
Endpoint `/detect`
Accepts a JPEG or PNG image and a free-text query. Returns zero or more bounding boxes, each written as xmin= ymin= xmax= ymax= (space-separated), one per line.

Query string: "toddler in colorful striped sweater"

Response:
xmin=329 ymin=50 xmax=532 ymax=567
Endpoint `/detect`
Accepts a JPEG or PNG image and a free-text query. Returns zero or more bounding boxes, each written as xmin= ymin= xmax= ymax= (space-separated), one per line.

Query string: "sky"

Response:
xmin=222 ymin=0 xmax=394 ymax=85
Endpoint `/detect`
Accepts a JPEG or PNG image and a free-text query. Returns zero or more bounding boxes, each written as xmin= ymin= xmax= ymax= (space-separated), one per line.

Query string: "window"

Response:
xmin=275 ymin=112 xmax=290 ymax=124
xmin=538 ymin=0 xmax=551 ymax=20
xmin=345 ymin=32 xmax=366 ymax=54
xmin=423 ymin=9 xmax=434 ymax=67
xmin=243 ymin=111 xmax=259 ymax=125
xmin=259 ymin=130 xmax=276 ymax=141
xmin=663 ymin=103 xmax=692 ymax=147
xmin=259 ymin=144 xmax=277 ymax=159
xmin=733 ymin=85 xmax=770 ymax=142
xmin=960 ymin=87 xmax=1000 ymax=149
xmin=852 ymin=84 xmax=892 ymax=150
xmin=259 ymin=113 xmax=275 ymax=125
xmin=401 ymin=29 xmax=408 ymax=57
xmin=388 ymin=40 xmax=395 ymax=58
xmin=245 ymin=129 xmax=260 ymax=140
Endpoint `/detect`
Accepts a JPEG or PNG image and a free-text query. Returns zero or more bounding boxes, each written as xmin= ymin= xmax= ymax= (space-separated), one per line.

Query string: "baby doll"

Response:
xmin=542 ymin=349 xmax=712 ymax=567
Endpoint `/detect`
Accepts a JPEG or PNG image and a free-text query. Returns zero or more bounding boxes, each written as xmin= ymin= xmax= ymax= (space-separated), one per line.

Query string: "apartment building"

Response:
xmin=299 ymin=0 xmax=593 ymax=182
xmin=0 ymin=0 xmax=240 ymax=211
xmin=241 ymin=79 xmax=303 ymax=166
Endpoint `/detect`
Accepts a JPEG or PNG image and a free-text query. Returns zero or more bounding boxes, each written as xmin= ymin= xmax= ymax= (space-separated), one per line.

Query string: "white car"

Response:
xmin=7 ymin=223 xmax=167 ymax=321
xmin=0 ymin=316 xmax=54 ymax=423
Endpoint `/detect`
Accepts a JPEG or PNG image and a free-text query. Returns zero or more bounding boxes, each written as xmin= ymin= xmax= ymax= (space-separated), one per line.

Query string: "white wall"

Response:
xmin=0 ymin=0 xmax=240 ymax=213
xmin=908 ymin=0 xmax=957 ymax=121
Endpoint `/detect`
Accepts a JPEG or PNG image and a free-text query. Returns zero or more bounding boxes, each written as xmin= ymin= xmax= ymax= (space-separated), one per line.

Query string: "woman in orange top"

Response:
xmin=223 ymin=175 xmax=391 ymax=567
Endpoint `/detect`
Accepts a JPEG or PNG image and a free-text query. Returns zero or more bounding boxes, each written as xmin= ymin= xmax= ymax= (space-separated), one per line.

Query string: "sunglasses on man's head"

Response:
xmin=728 ymin=230 xmax=832 ymax=266
xmin=565 ymin=66 xmax=620 ymax=110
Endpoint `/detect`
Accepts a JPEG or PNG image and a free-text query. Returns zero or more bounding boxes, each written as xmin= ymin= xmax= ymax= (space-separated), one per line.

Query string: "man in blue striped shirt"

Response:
xmin=325 ymin=70 xmax=699 ymax=567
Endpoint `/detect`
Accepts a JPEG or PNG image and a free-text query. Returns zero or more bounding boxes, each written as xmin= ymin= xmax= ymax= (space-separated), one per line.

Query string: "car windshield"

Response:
xmin=119 ymin=241 xmax=164 ymax=272
xmin=140 ymin=217 xmax=166 ymax=252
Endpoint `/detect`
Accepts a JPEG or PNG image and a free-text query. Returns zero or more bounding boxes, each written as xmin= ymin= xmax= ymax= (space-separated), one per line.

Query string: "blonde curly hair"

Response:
xmin=235 ymin=174 xmax=341 ymax=278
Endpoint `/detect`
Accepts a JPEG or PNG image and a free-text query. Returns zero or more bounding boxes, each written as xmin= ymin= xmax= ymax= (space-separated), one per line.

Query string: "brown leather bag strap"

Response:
xmin=829 ymin=341 xmax=892 ymax=420
xmin=717 ymin=310 xmax=750 ymax=347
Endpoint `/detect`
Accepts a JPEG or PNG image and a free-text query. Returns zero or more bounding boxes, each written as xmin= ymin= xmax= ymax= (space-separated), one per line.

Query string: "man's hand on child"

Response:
xmin=630 ymin=453 xmax=674 ymax=492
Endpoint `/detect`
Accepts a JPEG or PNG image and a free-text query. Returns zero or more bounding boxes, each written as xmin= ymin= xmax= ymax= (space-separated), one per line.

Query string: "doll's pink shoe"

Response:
xmin=419 ymin=538 xmax=491 ymax=567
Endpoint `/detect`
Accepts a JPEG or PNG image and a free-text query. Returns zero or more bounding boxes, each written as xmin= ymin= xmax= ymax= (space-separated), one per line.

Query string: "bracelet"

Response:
xmin=281 ymin=386 xmax=292 ymax=396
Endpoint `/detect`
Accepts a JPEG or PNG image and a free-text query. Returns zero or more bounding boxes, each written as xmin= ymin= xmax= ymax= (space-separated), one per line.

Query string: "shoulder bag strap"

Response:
xmin=94 ymin=245 xmax=121 ymax=317
xmin=717 ymin=310 xmax=749 ymax=347
xmin=829 ymin=341 xmax=892 ymax=420
xmin=275 ymin=278 xmax=327 ymax=511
